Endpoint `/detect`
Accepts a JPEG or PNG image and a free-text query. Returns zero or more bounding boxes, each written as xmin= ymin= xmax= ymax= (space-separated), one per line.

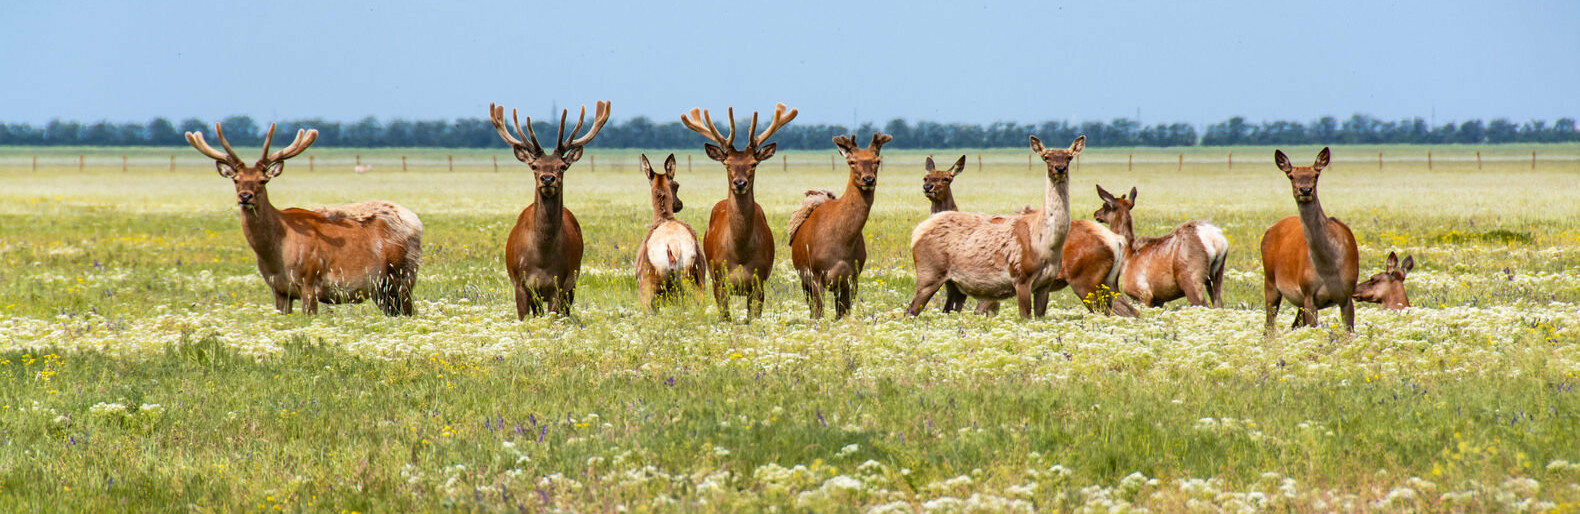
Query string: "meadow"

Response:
xmin=0 ymin=143 xmax=1577 ymax=511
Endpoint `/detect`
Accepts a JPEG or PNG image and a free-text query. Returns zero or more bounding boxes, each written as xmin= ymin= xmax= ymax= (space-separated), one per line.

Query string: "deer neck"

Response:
xmin=532 ymin=187 xmax=565 ymax=246
xmin=1038 ymin=176 xmax=1071 ymax=251
xmin=1297 ymin=196 xmax=1344 ymax=273
xmin=827 ymin=178 xmax=876 ymax=241
xmin=727 ymin=189 xmax=758 ymax=247
xmin=929 ymin=192 xmax=957 ymax=214
xmin=1111 ymin=208 xmax=1137 ymax=256
xmin=238 ymin=192 xmax=286 ymax=269
xmin=650 ymin=195 xmax=673 ymax=223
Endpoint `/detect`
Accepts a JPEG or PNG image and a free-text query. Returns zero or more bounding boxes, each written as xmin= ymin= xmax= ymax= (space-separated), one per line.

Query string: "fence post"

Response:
xmin=1427 ymin=150 xmax=1432 ymax=170
xmin=1128 ymin=153 xmax=1133 ymax=171
xmin=493 ymin=155 xmax=498 ymax=172
xmin=978 ymin=154 xmax=983 ymax=172
xmin=782 ymin=154 xmax=787 ymax=172
xmin=1378 ymin=151 xmax=1383 ymax=171
xmin=80 ymin=155 xmax=85 ymax=171
xmin=1227 ymin=151 xmax=1232 ymax=171
xmin=1532 ymin=150 xmax=1537 ymax=170
xmin=830 ymin=154 xmax=835 ymax=171
xmin=1475 ymin=151 xmax=1481 ymax=170
xmin=122 ymin=155 xmax=127 ymax=172
xmin=356 ymin=154 xmax=361 ymax=166
xmin=309 ymin=154 xmax=315 ymax=172
xmin=687 ymin=154 xmax=692 ymax=173
xmin=1028 ymin=154 xmax=1032 ymax=171
xmin=33 ymin=155 xmax=37 ymax=172
xmin=448 ymin=155 xmax=454 ymax=172
xmin=402 ymin=155 xmax=407 ymax=172
xmin=1177 ymin=153 xmax=1183 ymax=172
xmin=170 ymin=155 xmax=175 ymax=171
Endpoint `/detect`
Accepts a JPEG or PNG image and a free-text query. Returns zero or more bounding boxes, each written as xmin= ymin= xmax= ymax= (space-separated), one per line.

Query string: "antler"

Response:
xmin=262 ymin=123 xmax=319 ymax=164
xmin=489 ymin=103 xmax=545 ymax=157
xmin=563 ymin=100 xmax=611 ymax=151
xmin=185 ymin=123 xmax=245 ymax=167
xmin=750 ymin=103 xmax=798 ymax=150
xmin=681 ymin=107 xmax=737 ymax=149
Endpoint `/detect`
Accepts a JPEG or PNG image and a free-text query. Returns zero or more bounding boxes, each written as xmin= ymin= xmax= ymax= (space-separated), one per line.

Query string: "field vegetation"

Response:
xmin=0 ymin=144 xmax=1577 ymax=511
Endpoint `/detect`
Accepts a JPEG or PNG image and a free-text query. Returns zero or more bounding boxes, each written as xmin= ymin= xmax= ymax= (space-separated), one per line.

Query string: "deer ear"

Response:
xmin=513 ymin=145 xmax=534 ymax=163
xmin=1313 ymin=147 xmax=1331 ymax=173
xmin=1385 ymin=251 xmax=1399 ymax=272
xmin=263 ymin=161 xmax=284 ymax=179
xmin=663 ymin=153 xmax=677 ymax=179
xmin=1128 ymin=187 xmax=1138 ymax=203
xmin=951 ymin=155 xmax=967 ymax=176
xmin=832 ymin=135 xmax=856 ymax=158
xmin=1096 ymin=184 xmax=1116 ymax=204
xmin=1029 ymin=135 xmax=1046 ymax=154
xmin=870 ymin=133 xmax=893 ymax=152
xmin=704 ymin=144 xmax=728 ymax=162
xmin=216 ymin=161 xmax=239 ymax=179
xmin=640 ymin=154 xmax=655 ymax=181
xmin=562 ymin=146 xmax=584 ymax=165
xmin=924 ymin=156 xmax=936 ymax=172
xmin=755 ymin=142 xmax=777 ymax=162
xmin=1400 ymin=255 xmax=1415 ymax=277
xmin=1274 ymin=149 xmax=1294 ymax=175
xmin=1068 ymin=135 xmax=1086 ymax=154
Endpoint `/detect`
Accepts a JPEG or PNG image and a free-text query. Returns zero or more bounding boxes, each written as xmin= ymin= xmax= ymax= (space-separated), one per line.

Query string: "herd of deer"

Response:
xmin=183 ymin=101 xmax=1414 ymax=334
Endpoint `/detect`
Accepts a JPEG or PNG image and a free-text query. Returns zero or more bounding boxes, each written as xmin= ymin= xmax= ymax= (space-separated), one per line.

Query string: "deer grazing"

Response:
xmin=682 ymin=104 xmax=798 ymax=320
xmin=1093 ymin=185 xmax=1229 ymax=308
xmin=490 ymin=100 xmax=610 ymax=318
xmin=1261 ymin=147 xmax=1359 ymax=333
xmin=635 ymin=153 xmax=706 ymax=311
xmin=186 ymin=123 xmax=423 ymax=315
xmin=1353 ymin=251 xmax=1413 ymax=309
xmin=907 ymin=135 xmax=1083 ymax=318
xmin=787 ymin=133 xmax=892 ymax=319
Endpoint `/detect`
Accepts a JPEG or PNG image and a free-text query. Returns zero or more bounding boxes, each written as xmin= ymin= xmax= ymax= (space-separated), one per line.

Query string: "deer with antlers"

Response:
xmin=681 ymin=104 xmax=798 ymax=321
xmin=786 ymin=133 xmax=891 ymax=319
xmin=490 ymin=100 xmax=610 ymax=318
xmin=635 ymin=153 xmax=706 ymax=311
xmin=1093 ymin=185 xmax=1229 ymax=308
xmin=186 ymin=123 xmax=423 ymax=315
xmin=1261 ymin=147 xmax=1360 ymax=334
xmin=907 ymin=135 xmax=1085 ymax=318
xmin=1353 ymin=251 xmax=1413 ymax=310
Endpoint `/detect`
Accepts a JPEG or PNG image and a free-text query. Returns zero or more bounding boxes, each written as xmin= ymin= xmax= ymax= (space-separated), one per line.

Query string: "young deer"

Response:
xmin=1261 ymin=147 xmax=1359 ymax=333
xmin=787 ymin=133 xmax=892 ymax=319
xmin=907 ymin=135 xmax=1083 ymax=318
xmin=682 ymin=104 xmax=798 ymax=321
xmin=490 ymin=101 xmax=610 ymax=318
xmin=1093 ymin=185 xmax=1229 ymax=308
xmin=635 ymin=154 xmax=706 ymax=311
xmin=1353 ymin=251 xmax=1413 ymax=309
xmin=187 ymin=123 xmax=423 ymax=315
xmin=922 ymin=155 xmax=967 ymax=214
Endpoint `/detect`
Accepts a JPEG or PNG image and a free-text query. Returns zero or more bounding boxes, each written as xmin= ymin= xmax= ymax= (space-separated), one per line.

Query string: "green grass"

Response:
xmin=0 ymin=144 xmax=1578 ymax=511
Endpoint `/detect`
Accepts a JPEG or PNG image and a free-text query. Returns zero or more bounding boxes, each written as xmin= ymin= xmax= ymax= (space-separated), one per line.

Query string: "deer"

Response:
xmin=490 ymin=100 xmax=610 ymax=319
xmin=1093 ymin=185 xmax=1229 ymax=308
xmin=922 ymin=155 xmax=967 ymax=214
xmin=681 ymin=104 xmax=798 ymax=321
xmin=1353 ymin=251 xmax=1413 ymax=310
xmin=635 ymin=153 xmax=706 ymax=311
xmin=786 ymin=133 xmax=892 ymax=319
xmin=907 ymin=135 xmax=1084 ymax=319
xmin=186 ymin=122 xmax=423 ymax=316
xmin=1261 ymin=147 xmax=1359 ymax=334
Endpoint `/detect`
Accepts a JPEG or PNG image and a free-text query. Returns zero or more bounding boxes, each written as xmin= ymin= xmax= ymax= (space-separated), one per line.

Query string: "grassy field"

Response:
xmin=0 ymin=143 xmax=1577 ymax=511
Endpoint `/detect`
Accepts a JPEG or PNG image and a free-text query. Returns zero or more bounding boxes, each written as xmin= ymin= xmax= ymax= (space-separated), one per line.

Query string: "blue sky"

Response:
xmin=2 ymin=0 xmax=1576 ymax=126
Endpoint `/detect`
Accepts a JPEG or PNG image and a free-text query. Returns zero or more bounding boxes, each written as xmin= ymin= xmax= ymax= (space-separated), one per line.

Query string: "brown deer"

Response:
xmin=186 ymin=123 xmax=423 ymax=316
xmin=787 ymin=133 xmax=892 ymax=319
xmin=907 ymin=135 xmax=1083 ymax=318
xmin=1353 ymin=251 xmax=1413 ymax=309
xmin=922 ymin=155 xmax=967 ymax=214
xmin=1260 ymin=147 xmax=1360 ymax=333
xmin=635 ymin=153 xmax=706 ymax=311
xmin=682 ymin=104 xmax=798 ymax=320
xmin=490 ymin=101 xmax=610 ymax=318
xmin=1093 ymin=185 xmax=1229 ymax=308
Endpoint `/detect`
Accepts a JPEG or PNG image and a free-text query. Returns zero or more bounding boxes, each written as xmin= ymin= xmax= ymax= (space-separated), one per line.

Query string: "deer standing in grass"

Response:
xmin=1093 ymin=185 xmax=1229 ymax=308
xmin=787 ymin=133 xmax=891 ymax=319
xmin=490 ymin=101 xmax=610 ymax=318
xmin=1353 ymin=251 xmax=1413 ymax=309
xmin=907 ymin=135 xmax=1083 ymax=318
xmin=187 ymin=123 xmax=423 ymax=315
xmin=1261 ymin=147 xmax=1359 ymax=333
xmin=635 ymin=153 xmax=705 ymax=311
xmin=682 ymin=104 xmax=798 ymax=321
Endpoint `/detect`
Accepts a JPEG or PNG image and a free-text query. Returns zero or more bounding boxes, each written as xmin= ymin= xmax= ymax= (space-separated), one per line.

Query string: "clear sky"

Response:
xmin=3 ymin=0 xmax=1576 ymax=127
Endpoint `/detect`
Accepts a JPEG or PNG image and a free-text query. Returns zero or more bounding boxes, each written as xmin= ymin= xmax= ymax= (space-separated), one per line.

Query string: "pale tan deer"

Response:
xmin=1261 ymin=147 xmax=1360 ymax=333
xmin=787 ymin=133 xmax=891 ymax=319
xmin=1093 ymin=185 xmax=1229 ymax=308
xmin=1353 ymin=251 xmax=1412 ymax=309
xmin=490 ymin=101 xmax=610 ymax=318
xmin=907 ymin=135 xmax=1083 ymax=318
xmin=186 ymin=123 xmax=423 ymax=315
xmin=682 ymin=104 xmax=798 ymax=321
xmin=635 ymin=153 xmax=706 ymax=311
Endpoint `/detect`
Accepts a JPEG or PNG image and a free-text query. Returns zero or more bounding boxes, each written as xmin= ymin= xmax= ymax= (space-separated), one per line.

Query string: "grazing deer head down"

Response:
xmin=833 ymin=133 xmax=892 ymax=192
xmin=189 ymin=123 xmax=318 ymax=209
xmin=682 ymin=104 xmax=797 ymax=196
xmin=1353 ymin=251 xmax=1413 ymax=309
xmin=1275 ymin=146 xmax=1330 ymax=203
xmin=922 ymin=155 xmax=967 ymax=207
xmin=490 ymin=101 xmax=611 ymax=198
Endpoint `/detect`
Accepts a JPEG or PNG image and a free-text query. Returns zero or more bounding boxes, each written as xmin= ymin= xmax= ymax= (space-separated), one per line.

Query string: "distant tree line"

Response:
xmin=1 ymin=114 xmax=1574 ymax=149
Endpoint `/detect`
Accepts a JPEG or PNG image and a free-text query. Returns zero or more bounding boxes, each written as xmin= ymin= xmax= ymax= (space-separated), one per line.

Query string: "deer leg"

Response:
xmin=1033 ymin=288 xmax=1051 ymax=318
xmin=833 ymin=276 xmax=854 ymax=320
xmin=712 ymin=278 xmax=730 ymax=321
xmin=1341 ymin=298 xmax=1356 ymax=333
xmin=513 ymin=283 xmax=530 ymax=320
xmin=1014 ymin=281 xmax=1034 ymax=319
xmin=747 ymin=283 xmax=765 ymax=320
xmin=1179 ymin=273 xmax=1210 ymax=307
xmin=941 ymin=282 xmax=966 ymax=313
xmin=301 ymin=284 xmax=320 ymax=315
xmin=802 ymin=275 xmax=825 ymax=319
xmin=975 ymin=300 xmax=999 ymax=315
xmin=1209 ymin=264 xmax=1226 ymax=309
xmin=639 ymin=279 xmax=658 ymax=313
xmin=274 ymin=290 xmax=292 ymax=314
xmin=1110 ymin=295 xmax=1140 ymax=318
xmin=906 ymin=273 xmax=947 ymax=316
xmin=1300 ymin=295 xmax=1320 ymax=328
xmin=1263 ymin=282 xmax=1281 ymax=337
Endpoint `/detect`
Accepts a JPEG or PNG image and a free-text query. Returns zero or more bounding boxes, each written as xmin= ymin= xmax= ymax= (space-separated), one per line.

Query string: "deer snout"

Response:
xmin=237 ymin=192 xmax=255 ymax=205
xmin=541 ymin=175 xmax=557 ymax=186
xmin=922 ymin=183 xmax=934 ymax=194
xmin=732 ymin=179 xmax=748 ymax=191
xmin=1298 ymin=186 xmax=1314 ymax=197
xmin=861 ymin=176 xmax=876 ymax=187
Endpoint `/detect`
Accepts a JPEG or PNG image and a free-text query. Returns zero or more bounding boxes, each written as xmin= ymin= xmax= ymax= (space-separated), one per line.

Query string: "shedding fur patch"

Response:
xmin=786 ymin=189 xmax=837 ymax=245
xmin=1192 ymin=221 xmax=1229 ymax=275
xmin=315 ymin=200 xmax=424 ymax=267
xmin=645 ymin=221 xmax=700 ymax=275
